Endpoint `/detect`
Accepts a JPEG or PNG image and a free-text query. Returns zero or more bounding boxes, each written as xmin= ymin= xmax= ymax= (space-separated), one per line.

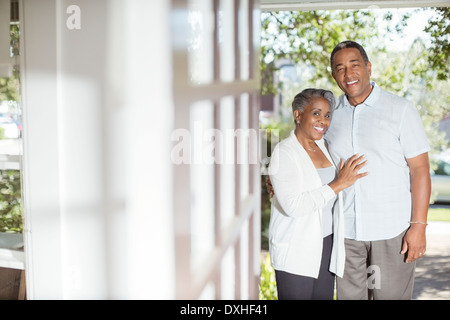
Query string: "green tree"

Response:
xmin=0 ymin=24 xmax=20 ymax=103
xmin=423 ymin=7 xmax=450 ymax=81
xmin=0 ymin=170 xmax=23 ymax=233
xmin=0 ymin=77 xmax=20 ymax=102
xmin=261 ymin=10 xmax=385 ymax=95
xmin=260 ymin=9 xmax=450 ymax=154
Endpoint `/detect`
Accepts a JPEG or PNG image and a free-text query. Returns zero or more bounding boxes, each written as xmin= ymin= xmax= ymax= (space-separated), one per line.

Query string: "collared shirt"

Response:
xmin=325 ymin=83 xmax=430 ymax=241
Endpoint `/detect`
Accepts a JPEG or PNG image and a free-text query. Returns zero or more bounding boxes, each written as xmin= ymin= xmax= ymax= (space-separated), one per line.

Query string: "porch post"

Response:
xmin=21 ymin=0 xmax=176 ymax=299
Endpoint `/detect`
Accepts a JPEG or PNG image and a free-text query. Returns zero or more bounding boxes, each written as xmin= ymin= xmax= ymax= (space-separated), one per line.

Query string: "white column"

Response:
xmin=120 ymin=0 xmax=175 ymax=299
xmin=21 ymin=0 xmax=175 ymax=299
xmin=20 ymin=0 xmax=63 ymax=299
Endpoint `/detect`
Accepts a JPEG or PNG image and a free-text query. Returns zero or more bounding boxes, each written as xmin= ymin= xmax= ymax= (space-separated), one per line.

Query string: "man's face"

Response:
xmin=331 ymin=48 xmax=373 ymax=106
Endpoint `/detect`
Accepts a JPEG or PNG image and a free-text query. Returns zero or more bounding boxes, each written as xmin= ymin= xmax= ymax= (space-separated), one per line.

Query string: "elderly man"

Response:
xmin=325 ymin=40 xmax=430 ymax=299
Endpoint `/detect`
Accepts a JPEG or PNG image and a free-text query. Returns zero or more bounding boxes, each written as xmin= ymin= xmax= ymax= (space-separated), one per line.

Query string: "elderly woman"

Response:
xmin=268 ymin=88 xmax=368 ymax=300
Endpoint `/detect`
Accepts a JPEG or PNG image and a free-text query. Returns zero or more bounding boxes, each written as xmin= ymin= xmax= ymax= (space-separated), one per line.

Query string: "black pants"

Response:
xmin=275 ymin=234 xmax=335 ymax=300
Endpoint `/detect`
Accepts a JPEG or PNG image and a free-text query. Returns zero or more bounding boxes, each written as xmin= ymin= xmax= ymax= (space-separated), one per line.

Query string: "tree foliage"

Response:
xmin=260 ymin=8 xmax=450 ymax=154
xmin=0 ymin=170 xmax=22 ymax=233
xmin=261 ymin=10 xmax=382 ymax=95
xmin=0 ymin=24 xmax=20 ymax=103
xmin=423 ymin=7 xmax=450 ymax=81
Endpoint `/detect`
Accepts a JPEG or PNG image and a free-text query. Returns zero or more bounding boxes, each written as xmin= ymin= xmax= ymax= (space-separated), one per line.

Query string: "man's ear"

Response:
xmin=367 ymin=61 xmax=372 ymax=77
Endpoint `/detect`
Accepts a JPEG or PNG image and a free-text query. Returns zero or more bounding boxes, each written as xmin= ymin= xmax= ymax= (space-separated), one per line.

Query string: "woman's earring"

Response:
xmin=295 ymin=120 xmax=300 ymax=125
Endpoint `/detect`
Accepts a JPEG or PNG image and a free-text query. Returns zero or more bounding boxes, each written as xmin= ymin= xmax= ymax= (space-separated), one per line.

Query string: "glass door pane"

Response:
xmin=0 ymin=0 xmax=25 ymax=300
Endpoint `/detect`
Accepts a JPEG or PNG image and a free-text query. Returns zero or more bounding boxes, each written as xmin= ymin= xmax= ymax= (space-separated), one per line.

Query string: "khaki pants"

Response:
xmin=336 ymin=229 xmax=416 ymax=300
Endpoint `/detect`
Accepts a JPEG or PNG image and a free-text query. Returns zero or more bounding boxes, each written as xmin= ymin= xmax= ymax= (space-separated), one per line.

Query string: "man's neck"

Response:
xmin=347 ymin=84 xmax=374 ymax=107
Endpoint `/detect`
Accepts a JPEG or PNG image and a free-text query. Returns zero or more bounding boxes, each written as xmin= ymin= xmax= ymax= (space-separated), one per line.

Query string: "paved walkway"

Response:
xmin=413 ymin=221 xmax=450 ymax=300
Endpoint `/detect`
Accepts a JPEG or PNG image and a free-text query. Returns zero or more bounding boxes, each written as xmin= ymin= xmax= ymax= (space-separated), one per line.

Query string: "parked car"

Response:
xmin=430 ymin=152 xmax=450 ymax=204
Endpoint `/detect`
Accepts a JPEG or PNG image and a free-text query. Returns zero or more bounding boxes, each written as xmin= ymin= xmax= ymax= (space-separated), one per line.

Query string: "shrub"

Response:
xmin=259 ymin=253 xmax=278 ymax=300
xmin=0 ymin=170 xmax=23 ymax=233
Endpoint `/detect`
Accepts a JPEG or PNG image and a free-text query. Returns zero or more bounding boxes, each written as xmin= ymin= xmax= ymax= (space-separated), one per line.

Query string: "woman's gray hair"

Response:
xmin=292 ymin=88 xmax=336 ymax=116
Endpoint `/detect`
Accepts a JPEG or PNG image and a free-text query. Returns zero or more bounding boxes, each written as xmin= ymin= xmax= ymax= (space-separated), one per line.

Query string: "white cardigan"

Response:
xmin=268 ymin=130 xmax=345 ymax=278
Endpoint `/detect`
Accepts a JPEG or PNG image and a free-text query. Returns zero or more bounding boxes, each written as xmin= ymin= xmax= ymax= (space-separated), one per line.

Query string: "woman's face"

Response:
xmin=294 ymin=97 xmax=331 ymax=141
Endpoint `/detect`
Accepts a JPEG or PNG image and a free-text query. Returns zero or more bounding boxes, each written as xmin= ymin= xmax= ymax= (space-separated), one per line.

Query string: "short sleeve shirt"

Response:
xmin=325 ymin=83 xmax=430 ymax=241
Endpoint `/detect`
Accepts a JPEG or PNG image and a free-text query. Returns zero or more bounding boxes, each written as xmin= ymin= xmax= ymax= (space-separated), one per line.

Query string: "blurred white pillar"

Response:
xmin=105 ymin=0 xmax=176 ymax=299
xmin=21 ymin=0 xmax=64 ymax=299
xmin=21 ymin=0 xmax=175 ymax=299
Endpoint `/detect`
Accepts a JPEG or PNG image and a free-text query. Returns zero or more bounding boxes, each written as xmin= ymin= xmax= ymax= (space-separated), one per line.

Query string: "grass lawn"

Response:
xmin=428 ymin=207 xmax=450 ymax=222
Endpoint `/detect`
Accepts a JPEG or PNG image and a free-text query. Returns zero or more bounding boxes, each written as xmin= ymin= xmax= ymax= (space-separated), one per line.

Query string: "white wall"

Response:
xmin=21 ymin=0 xmax=175 ymax=299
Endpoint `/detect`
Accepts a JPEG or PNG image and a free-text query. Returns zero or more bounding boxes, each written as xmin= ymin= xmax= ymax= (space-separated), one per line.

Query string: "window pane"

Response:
xmin=240 ymin=219 xmax=249 ymax=299
xmin=218 ymin=0 xmax=235 ymax=82
xmin=239 ymin=0 xmax=250 ymax=80
xmin=239 ymin=94 xmax=250 ymax=200
xmin=0 ymin=7 xmax=25 ymax=299
xmin=190 ymin=101 xmax=215 ymax=271
xmin=188 ymin=0 xmax=214 ymax=85
xmin=221 ymin=246 xmax=235 ymax=299
xmin=0 ymin=21 xmax=22 ymax=240
xmin=220 ymin=96 xmax=235 ymax=225
xmin=198 ymin=281 xmax=215 ymax=299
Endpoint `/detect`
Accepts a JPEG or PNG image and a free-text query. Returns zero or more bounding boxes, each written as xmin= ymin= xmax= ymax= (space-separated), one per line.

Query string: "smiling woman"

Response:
xmin=267 ymin=88 xmax=368 ymax=300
